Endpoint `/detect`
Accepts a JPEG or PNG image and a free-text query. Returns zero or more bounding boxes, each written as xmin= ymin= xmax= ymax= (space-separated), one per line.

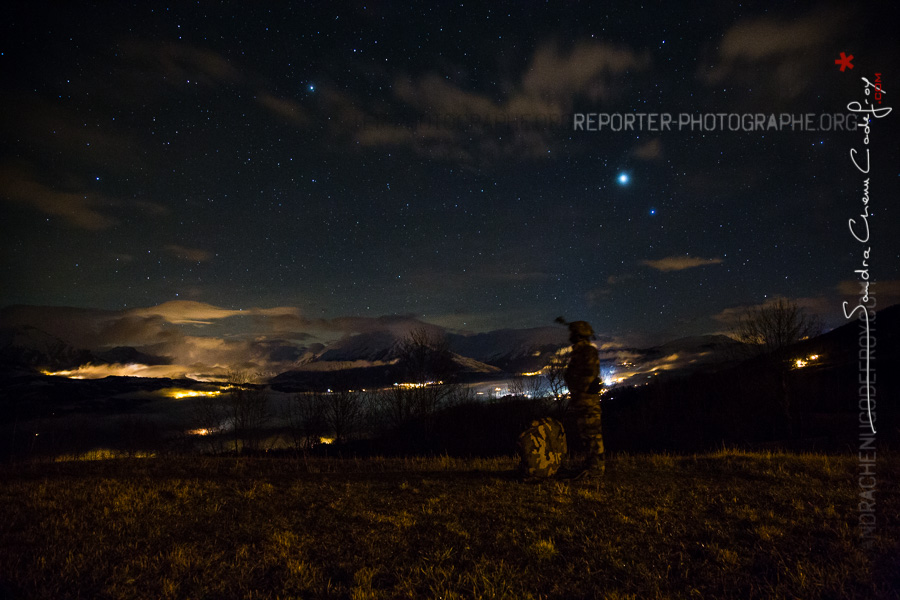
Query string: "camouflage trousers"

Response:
xmin=570 ymin=392 xmax=604 ymax=465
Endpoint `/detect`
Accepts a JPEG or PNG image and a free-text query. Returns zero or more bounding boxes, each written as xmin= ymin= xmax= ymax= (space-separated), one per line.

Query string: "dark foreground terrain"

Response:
xmin=1 ymin=451 xmax=898 ymax=599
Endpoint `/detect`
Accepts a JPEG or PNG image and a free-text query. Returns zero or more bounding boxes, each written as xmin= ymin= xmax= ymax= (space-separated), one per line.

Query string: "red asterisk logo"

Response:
xmin=835 ymin=52 xmax=854 ymax=72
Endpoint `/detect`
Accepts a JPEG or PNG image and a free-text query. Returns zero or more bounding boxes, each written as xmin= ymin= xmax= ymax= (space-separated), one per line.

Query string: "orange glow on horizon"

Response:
xmin=39 ymin=363 xmax=229 ymax=382
xmin=187 ymin=428 xmax=212 ymax=436
xmin=393 ymin=381 xmax=443 ymax=388
xmin=164 ymin=388 xmax=229 ymax=400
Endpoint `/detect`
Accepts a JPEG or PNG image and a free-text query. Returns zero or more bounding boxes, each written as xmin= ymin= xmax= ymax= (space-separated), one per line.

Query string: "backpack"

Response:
xmin=517 ymin=417 xmax=567 ymax=479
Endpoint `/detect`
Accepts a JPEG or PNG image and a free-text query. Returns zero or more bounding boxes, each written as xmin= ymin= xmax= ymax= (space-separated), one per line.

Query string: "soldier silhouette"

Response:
xmin=558 ymin=318 xmax=605 ymax=479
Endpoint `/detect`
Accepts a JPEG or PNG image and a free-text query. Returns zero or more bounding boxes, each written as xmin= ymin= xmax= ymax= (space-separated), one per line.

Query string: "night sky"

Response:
xmin=2 ymin=2 xmax=898 ymax=347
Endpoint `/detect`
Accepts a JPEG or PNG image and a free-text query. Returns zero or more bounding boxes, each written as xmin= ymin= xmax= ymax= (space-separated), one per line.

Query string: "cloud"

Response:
xmin=355 ymin=121 xmax=458 ymax=148
xmin=522 ymin=41 xmax=650 ymax=100
xmin=15 ymin=299 xmax=775 ymax=385
xmin=122 ymin=40 xmax=246 ymax=87
xmin=717 ymin=10 xmax=843 ymax=61
xmin=711 ymin=304 xmax=753 ymax=327
xmin=123 ymin=301 xmax=433 ymax=338
xmin=128 ymin=301 xmax=300 ymax=326
xmin=96 ymin=314 xmax=184 ymax=347
xmin=0 ymin=165 xmax=168 ymax=230
xmin=1 ymin=305 xmax=120 ymax=349
xmin=355 ymin=124 xmax=417 ymax=146
xmin=164 ymin=244 xmax=213 ymax=263
xmin=6 ymin=299 xmax=769 ymax=386
xmin=837 ymin=280 xmax=900 ymax=307
xmin=132 ymin=200 xmax=169 ymax=216
xmin=585 ymin=287 xmax=612 ymax=304
xmin=586 ymin=274 xmax=638 ymax=305
xmin=340 ymin=40 xmax=648 ymax=163
xmin=129 ymin=301 xmax=243 ymax=325
xmin=394 ymin=74 xmax=505 ymax=118
xmin=711 ymin=296 xmax=832 ymax=327
xmin=633 ymin=138 xmax=662 ymax=160
xmin=261 ymin=312 xmax=440 ymax=341
xmin=0 ymin=165 xmax=117 ymax=230
xmin=1 ymin=301 xmax=458 ymax=381
xmin=0 ymin=95 xmax=146 ymax=174
xmin=641 ymin=256 xmax=724 ymax=272
xmin=1 ymin=303 xmax=319 ymax=379
xmin=320 ymin=87 xmax=369 ymax=130
xmin=699 ymin=7 xmax=849 ymax=98
xmin=257 ymin=92 xmax=309 ymax=125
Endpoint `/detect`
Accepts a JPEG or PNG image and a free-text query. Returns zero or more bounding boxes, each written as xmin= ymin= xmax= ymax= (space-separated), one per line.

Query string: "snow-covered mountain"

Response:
xmin=0 ymin=325 xmax=94 ymax=370
xmin=447 ymin=327 xmax=569 ymax=372
xmin=0 ymin=325 xmax=173 ymax=372
xmin=314 ymin=331 xmax=402 ymax=363
xmin=0 ymin=317 xmax=741 ymax=386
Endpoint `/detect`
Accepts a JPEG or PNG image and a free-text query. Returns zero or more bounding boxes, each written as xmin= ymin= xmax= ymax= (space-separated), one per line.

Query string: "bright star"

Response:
xmin=617 ymin=173 xmax=629 ymax=185
xmin=307 ymin=83 xmax=316 ymax=92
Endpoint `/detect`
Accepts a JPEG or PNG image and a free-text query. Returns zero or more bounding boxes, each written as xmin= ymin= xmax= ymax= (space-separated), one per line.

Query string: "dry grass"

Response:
xmin=1 ymin=450 xmax=898 ymax=599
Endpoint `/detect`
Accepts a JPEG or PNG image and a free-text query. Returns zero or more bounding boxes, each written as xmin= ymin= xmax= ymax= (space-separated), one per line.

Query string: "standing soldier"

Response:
xmin=563 ymin=320 xmax=605 ymax=478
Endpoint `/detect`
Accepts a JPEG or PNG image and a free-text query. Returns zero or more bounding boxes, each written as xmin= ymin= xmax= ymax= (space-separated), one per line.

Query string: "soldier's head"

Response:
xmin=568 ymin=320 xmax=594 ymax=343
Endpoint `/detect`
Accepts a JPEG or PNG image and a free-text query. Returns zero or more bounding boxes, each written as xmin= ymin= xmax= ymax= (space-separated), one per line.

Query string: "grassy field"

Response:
xmin=1 ymin=450 xmax=898 ymax=599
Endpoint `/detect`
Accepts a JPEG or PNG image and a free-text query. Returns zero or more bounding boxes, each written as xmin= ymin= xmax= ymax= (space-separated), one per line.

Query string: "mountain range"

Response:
xmin=2 ymin=305 xmax=897 ymax=392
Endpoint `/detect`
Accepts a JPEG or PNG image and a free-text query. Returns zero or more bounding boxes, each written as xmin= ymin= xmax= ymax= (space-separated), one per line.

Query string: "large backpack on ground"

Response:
xmin=517 ymin=417 xmax=567 ymax=479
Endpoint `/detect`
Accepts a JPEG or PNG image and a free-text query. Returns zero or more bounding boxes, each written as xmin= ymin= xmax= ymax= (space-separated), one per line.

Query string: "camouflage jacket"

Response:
xmin=564 ymin=339 xmax=600 ymax=395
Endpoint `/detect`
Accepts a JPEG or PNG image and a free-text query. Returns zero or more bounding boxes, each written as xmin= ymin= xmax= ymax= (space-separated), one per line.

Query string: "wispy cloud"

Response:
xmin=257 ymin=92 xmax=309 ymax=126
xmin=0 ymin=165 xmax=116 ymax=230
xmin=522 ymin=41 xmax=650 ymax=100
xmin=641 ymin=256 xmax=724 ymax=272
xmin=121 ymin=40 xmax=246 ymax=87
xmin=0 ymin=164 xmax=167 ymax=230
xmin=164 ymin=245 xmax=213 ymax=263
xmin=711 ymin=296 xmax=832 ymax=327
xmin=128 ymin=301 xmax=300 ymax=326
xmin=0 ymin=302 xmax=447 ymax=381
xmin=633 ymin=138 xmax=662 ymax=160
xmin=837 ymin=280 xmax=900 ymax=307
xmin=699 ymin=6 xmax=850 ymax=99
xmin=0 ymin=95 xmax=146 ymax=173
xmin=586 ymin=274 xmax=637 ymax=305
xmin=716 ymin=10 xmax=843 ymax=61
xmin=339 ymin=40 xmax=649 ymax=163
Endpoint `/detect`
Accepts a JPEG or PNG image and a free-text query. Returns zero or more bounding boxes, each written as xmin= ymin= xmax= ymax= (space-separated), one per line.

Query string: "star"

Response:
xmin=835 ymin=52 xmax=854 ymax=72
xmin=617 ymin=173 xmax=630 ymax=185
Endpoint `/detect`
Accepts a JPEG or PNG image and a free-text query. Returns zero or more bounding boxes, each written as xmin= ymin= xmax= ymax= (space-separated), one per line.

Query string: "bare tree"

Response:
xmin=191 ymin=390 xmax=227 ymax=454
xmin=508 ymin=375 xmax=527 ymax=399
xmin=525 ymin=373 xmax=549 ymax=400
xmin=376 ymin=385 xmax=418 ymax=431
xmin=730 ymin=298 xmax=822 ymax=438
xmin=224 ymin=370 xmax=270 ymax=453
xmin=508 ymin=374 xmax=549 ymax=400
xmin=395 ymin=327 xmax=457 ymax=385
xmin=544 ymin=353 xmax=571 ymax=414
xmin=731 ymin=298 xmax=822 ymax=359
xmin=445 ymin=384 xmax=477 ymax=407
xmin=118 ymin=415 xmax=162 ymax=458
xmin=388 ymin=327 xmax=460 ymax=426
xmin=320 ymin=388 xmax=365 ymax=445
xmin=284 ymin=392 xmax=327 ymax=451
